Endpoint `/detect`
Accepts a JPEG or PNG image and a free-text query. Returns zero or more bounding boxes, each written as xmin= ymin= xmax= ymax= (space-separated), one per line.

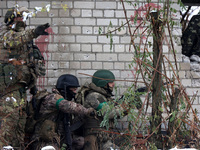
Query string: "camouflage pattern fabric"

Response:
xmin=0 ymin=88 xmax=27 ymax=150
xmin=181 ymin=15 xmax=200 ymax=57
xmin=77 ymin=82 xmax=120 ymax=150
xmin=29 ymin=88 xmax=92 ymax=150
xmin=0 ymin=22 xmax=42 ymax=149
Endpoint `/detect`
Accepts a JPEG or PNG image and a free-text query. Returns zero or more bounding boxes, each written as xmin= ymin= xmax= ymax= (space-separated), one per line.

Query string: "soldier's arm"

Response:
xmin=55 ymin=94 xmax=93 ymax=116
xmin=3 ymin=29 xmax=37 ymax=49
xmin=85 ymin=92 xmax=124 ymax=119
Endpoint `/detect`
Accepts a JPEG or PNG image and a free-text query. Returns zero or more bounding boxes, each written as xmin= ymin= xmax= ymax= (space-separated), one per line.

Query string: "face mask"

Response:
xmin=14 ymin=21 xmax=26 ymax=31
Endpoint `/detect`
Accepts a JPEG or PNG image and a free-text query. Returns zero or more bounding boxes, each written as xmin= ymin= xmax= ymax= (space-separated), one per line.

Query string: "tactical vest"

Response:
xmin=0 ymin=24 xmax=45 ymax=96
xmin=76 ymin=85 xmax=106 ymax=130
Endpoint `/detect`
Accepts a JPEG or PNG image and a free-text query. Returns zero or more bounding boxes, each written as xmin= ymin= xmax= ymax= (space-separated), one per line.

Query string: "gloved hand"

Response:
xmin=86 ymin=108 xmax=96 ymax=117
xmin=35 ymin=23 xmax=50 ymax=36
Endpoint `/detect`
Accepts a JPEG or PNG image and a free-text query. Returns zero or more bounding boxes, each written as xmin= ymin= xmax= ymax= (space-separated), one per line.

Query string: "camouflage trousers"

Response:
xmin=0 ymin=90 xmax=27 ymax=150
xmin=83 ymin=129 xmax=119 ymax=150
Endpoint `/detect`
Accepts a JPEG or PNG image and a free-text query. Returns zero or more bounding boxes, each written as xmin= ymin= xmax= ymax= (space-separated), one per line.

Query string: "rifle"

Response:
xmin=119 ymin=86 xmax=147 ymax=110
xmin=63 ymin=113 xmax=72 ymax=150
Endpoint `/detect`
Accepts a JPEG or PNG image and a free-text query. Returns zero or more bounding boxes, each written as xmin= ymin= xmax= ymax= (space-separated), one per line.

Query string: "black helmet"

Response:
xmin=4 ymin=7 xmax=29 ymax=26
xmin=56 ymin=74 xmax=80 ymax=90
xmin=4 ymin=8 xmax=15 ymax=25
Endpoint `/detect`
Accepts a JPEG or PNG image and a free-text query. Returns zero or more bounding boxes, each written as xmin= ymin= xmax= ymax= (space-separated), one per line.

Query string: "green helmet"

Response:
xmin=92 ymin=69 xmax=115 ymax=87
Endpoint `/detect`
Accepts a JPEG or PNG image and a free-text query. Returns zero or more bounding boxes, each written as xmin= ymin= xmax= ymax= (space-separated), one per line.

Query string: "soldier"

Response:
xmin=181 ymin=15 xmax=200 ymax=59
xmin=0 ymin=6 xmax=49 ymax=149
xmin=76 ymin=69 xmax=122 ymax=150
xmin=28 ymin=74 xmax=95 ymax=150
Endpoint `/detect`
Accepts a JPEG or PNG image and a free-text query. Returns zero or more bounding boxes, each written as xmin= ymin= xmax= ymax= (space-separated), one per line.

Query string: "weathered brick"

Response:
xmin=82 ymin=27 xmax=93 ymax=34
xmin=81 ymin=44 xmax=92 ymax=52
xmin=92 ymin=62 xmax=103 ymax=69
xmin=76 ymin=36 xmax=97 ymax=43
xmin=115 ymin=45 xmax=125 ymax=52
xmin=30 ymin=18 xmax=51 ymax=25
xmin=82 ymin=10 xmax=92 ymax=17
xmin=48 ymin=9 xmax=59 ymax=17
xmin=54 ymin=35 xmax=75 ymax=43
xmin=92 ymin=44 xmax=103 ymax=52
xmin=115 ymin=10 xmax=125 ymax=18
xmin=74 ymin=2 xmax=94 ymax=9
xmin=76 ymin=70 xmax=96 ymax=78
xmin=59 ymin=26 xmax=70 ymax=34
xmin=75 ymin=18 xmax=95 ymax=26
xmin=104 ymin=10 xmax=114 ymax=17
xmin=179 ymin=62 xmax=190 ymax=70
xmin=52 ymin=18 xmax=73 ymax=26
xmin=96 ymin=2 xmax=116 ymax=9
xmin=98 ymin=35 xmax=119 ymax=44
xmin=29 ymin=1 xmax=50 ymax=8
xmin=118 ymin=1 xmax=139 ymax=9
xmin=52 ymin=53 xmax=73 ymax=61
xmin=71 ymin=26 xmax=81 ymax=34
xmin=70 ymin=62 xmax=80 ymax=69
xmin=7 ymin=1 xmax=28 ymax=8
xmin=96 ymin=53 xmax=117 ymax=61
xmin=74 ymin=53 xmax=95 ymax=61
xmin=59 ymin=9 xmax=70 ymax=17
xmin=103 ymin=62 xmax=114 ymax=69
xmin=93 ymin=10 xmax=103 ymax=17
xmin=81 ymin=62 xmax=91 ymax=69
xmin=70 ymin=44 xmax=80 ymax=52
xmin=47 ymin=61 xmax=58 ymax=69
xmin=103 ymin=45 xmax=114 ymax=52
xmin=52 ymin=1 xmax=73 ymax=9
xmin=181 ymin=79 xmax=192 ymax=87
xmin=59 ymin=61 xmax=69 ymax=68
xmin=0 ymin=1 xmax=7 ymax=8
xmin=114 ymin=62 xmax=125 ymax=69
xmin=97 ymin=19 xmax=118 ymax=26
xmin=71 ymin=9 xmax=81 ymax=17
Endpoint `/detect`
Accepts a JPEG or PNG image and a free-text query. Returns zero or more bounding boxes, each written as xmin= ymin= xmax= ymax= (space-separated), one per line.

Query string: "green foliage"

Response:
xmin=149 ymin=142 xmax=158 ymax=150
xmin=170 ymin=110 xmax=177 ymax=122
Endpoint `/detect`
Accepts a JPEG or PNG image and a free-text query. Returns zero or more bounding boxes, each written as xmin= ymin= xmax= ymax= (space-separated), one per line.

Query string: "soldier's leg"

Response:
xmin=0 ymin=90 xmax=27 ymax=149
xmin=0 ymin=106 xmax=20 ymax=149
xmin=102 ymin=140 xmax=120 ymax=150
xmin=83 ymin=135 xmax=98 ymax=150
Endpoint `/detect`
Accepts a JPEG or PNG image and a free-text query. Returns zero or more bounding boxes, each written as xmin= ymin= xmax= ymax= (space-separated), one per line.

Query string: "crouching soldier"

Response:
xmin=76 ymin=69 xmax=123 ymax=150
xmin=27 ymin=74 xmax=95 ymax=150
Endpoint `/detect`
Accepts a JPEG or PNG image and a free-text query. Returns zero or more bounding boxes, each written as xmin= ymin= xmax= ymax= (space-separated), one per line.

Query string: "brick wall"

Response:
xmin=1 ymin=0 xmax=200 ymax=114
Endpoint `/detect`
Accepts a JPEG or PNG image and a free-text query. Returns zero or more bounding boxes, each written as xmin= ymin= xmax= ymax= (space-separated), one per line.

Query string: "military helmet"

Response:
xmin=92 ymin=69 xmax=115 ymax=87
xmin=56 ymin=74 xmax=80 ymax=90
xmin=4 ymin=6 xmax=29 ymax=25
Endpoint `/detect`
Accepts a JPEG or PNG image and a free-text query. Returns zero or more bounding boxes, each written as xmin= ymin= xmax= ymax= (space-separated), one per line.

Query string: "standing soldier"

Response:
xmin=28 ymin=74 xmax=95 ymax=150
xmin=0 ymin=6 xmax=49 ymax=149
xmin=76 ymin=69 xmax=122 ymax=150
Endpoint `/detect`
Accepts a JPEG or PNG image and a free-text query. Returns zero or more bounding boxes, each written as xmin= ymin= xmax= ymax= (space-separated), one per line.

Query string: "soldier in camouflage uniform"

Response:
xmin=76 ymin=69 xmax=122 ymax=150
xmin=181 ymin=15 xmax=200 ymax=59
xmin=29 ymin=74 xmax=95 ymax=150
xmin=0 ymin=6 xmax=49 ymax=149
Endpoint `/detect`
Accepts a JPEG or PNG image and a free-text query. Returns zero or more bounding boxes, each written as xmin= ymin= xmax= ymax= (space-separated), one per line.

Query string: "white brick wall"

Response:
xmin=2 ymin=0 xmax=200 ymax=113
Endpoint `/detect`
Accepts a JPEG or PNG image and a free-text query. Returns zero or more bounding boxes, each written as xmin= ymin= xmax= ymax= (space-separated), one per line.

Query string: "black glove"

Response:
xmin=35 ymin=23 xmax=50 ymax=36
xmin=136 ymin=87 xmax=147 ymax=93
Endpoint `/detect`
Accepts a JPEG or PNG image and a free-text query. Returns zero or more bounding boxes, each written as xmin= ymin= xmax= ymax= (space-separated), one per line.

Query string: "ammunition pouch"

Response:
xmin=39 ymin=119 xmax=57 ymax=142
xmin=0 ymin=63 xmax=31 ymax=94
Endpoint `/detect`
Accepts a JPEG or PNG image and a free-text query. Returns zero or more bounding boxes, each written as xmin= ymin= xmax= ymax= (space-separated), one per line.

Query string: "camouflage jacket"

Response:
xmin=0 ymin=24 xmax=44 ymax=93
xmin=0 ymin=24 xmax=37 ymax=51
xmin=181 ymin=15 xmax=200 ymax=57
xmin=31 ymin=88 xmax=90 ymax=143
xmin=78 ymin=83 xmax=123 ymax=130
